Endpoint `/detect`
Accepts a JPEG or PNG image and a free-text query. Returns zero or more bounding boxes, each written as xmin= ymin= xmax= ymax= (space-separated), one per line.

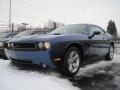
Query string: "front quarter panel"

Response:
xmin=50 ymin=34 xmax=89 ymax=61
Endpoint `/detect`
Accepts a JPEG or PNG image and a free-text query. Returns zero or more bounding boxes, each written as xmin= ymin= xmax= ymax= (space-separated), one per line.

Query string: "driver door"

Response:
xmin=88 ymin=25 xmax=108 ymax=58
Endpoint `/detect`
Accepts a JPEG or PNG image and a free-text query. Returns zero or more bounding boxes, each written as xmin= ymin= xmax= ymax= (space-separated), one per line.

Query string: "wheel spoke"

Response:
xmin=73 ymin=54 xmax=79 ymax=60
xmin=67 ymin=50 xmax=80 ymax=73
xmin=69 ymin=63 xmax=73 ymax=72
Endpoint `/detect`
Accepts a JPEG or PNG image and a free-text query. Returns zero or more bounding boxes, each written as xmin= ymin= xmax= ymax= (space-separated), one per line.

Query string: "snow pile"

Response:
xmin=0 ymin=60 xmax=80 ymax=90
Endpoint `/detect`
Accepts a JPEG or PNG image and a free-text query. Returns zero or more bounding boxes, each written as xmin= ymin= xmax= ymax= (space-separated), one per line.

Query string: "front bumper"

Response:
xmin=5 ymin=49 xmax=55 ymax=68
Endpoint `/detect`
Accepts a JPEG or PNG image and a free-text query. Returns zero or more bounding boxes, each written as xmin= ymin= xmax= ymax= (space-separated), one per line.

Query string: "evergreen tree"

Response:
xmin=107 ymin=20 xmax=117 ymax=38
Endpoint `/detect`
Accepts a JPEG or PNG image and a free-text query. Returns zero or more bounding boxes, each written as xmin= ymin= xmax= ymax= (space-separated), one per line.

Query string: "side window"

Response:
xmin=9 ymin=34 xmax=15 ymax=38
xmin=33 ymin=31 xmax=38 ymax=35
xmin=89 ymin=26 xmax=104 ymax=35
xmin=6 ymin=34 xmax=14 ymax=38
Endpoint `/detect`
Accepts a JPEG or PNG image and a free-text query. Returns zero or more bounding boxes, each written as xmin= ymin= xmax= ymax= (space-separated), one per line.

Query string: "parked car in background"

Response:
xmin=0 ymin=32 xmax=18 ymax=59
xmin=5 ymin=24 xmax=115 ymax=76
xmin=14 ymin=30 xmax=48 ymax=38
xmin=0 ymin=30 xmax=48 ymax=59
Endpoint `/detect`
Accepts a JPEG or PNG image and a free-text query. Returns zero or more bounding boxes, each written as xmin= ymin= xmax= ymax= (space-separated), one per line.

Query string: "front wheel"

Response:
xmin=105 ymin=45 xmax=114 ymax=61
xmin=61 ymin=47 xmax=81 ymax=76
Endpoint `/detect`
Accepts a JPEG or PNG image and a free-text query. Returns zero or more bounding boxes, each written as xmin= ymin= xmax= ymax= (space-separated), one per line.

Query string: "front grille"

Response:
xmin=13 ymin=43 xmax=36 ymax=50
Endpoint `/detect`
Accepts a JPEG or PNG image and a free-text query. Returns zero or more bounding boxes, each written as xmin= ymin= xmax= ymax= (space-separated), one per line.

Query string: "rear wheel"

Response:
xmin=61 ymin=47 xmax=81 ymax=76
xmin=105 ymin=45 xmax=114 ymax=61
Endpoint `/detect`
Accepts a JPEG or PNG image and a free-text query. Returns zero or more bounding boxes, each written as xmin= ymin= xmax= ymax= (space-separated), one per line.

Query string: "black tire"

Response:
xmin=10 ymin=60 xmax=23 ymax=66
xmin=105 ymin=45 xmax=114 ymax=61
xmin=10 ymin=60 xmax=18 ymax=66
xmin=61 ymin=47 xmax=81 ymax=76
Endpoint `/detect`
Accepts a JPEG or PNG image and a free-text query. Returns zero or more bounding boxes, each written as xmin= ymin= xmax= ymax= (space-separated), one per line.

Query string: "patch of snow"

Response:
xmin=0 ymin=60 xmax=80 ymax=90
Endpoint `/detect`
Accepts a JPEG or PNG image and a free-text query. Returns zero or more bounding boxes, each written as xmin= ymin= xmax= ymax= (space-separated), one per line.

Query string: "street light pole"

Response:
xmin=9 ymin=0 xmax=11 ymax=31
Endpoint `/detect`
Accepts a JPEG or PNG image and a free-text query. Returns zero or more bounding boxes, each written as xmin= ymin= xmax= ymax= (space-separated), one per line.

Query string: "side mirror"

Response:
xmin=93 ymin=31 xmax=101 ymax=35
xmin=88 ymin=31 xmax=101 ymax=39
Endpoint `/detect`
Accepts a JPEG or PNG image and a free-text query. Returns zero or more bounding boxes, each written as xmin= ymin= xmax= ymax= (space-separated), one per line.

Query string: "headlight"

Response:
xmin=38 ymin=42 xmax=51 ymax=50
xmin=8 ymin=42 xmax=13 ymax=48
xmin=44 ymin=42 xmax=51 ymax=49
xmin=0 ymin=42 xmax=3 ymax=47
xmin=38 ymin=42 xmax=44 ymax=49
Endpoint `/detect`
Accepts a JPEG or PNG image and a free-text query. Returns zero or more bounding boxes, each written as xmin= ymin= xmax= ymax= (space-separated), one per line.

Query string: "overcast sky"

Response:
xmin=0 ymin=0 xmax=120 ymax=33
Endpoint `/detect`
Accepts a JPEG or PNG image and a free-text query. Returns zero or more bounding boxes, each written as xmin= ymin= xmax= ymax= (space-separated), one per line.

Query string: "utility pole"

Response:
xmin=11 ymin=23 xmax=14 ymax=32
xmin=9 ymin=0 xmax=11 ymax=31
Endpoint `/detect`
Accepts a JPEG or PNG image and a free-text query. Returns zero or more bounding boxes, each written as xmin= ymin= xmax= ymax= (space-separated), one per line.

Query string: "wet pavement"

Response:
xmin=70 ymin=63 xmax=120 ymax=90
xmin=69 ymin=49 xmax=120 ymax=90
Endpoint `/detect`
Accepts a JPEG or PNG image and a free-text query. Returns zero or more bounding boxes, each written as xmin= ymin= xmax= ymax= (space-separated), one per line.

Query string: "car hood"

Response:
xmin=0 ymin=38 xmax=11 ymax=42
xmin=9 ymin=34 xmax=62 ymax=43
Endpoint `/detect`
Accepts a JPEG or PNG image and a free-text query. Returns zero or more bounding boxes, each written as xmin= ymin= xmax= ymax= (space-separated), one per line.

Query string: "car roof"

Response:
xmin=67 ymin=23 xmax=101 ymax=27
xmin=65 ymin=23 xmax=105 ymax=30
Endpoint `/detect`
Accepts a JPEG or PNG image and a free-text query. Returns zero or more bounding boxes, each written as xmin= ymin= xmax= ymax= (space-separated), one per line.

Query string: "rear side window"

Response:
xmin=89 ymin=26 xmax=105 ymax=35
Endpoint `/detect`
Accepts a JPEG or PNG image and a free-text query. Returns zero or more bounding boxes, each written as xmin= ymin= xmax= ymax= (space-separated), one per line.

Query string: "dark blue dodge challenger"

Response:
xmin=5 ymin=24 xmax=115 ymax=76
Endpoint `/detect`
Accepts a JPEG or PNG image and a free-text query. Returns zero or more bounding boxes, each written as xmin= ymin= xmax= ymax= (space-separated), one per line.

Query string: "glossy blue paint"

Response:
xmin=5 ymin=49 xmax=55 ymax=67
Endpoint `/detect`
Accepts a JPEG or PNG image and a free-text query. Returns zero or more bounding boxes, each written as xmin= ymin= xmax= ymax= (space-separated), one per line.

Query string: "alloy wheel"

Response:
xmin=67 ymin=50 xmax=80 ymax=73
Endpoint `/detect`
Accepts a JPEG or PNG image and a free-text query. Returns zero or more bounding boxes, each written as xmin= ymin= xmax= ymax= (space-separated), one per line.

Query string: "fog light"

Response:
xmin=42 ymin=64 xmax=47 ymax=68
xmin=8 ymin=43 xmax=13 ymax=48
xmin=38 ymin=42 xmax=44 ymax=49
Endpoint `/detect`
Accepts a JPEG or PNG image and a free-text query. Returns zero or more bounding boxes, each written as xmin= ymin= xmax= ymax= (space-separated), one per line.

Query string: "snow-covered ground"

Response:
xmin=0 ymin=61 xmax=80 ymax=90
xmin=0 ymin=48 xmax=120 ymax=90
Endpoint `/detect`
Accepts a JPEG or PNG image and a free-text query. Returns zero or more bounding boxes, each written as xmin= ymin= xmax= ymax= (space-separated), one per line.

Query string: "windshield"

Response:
xmin=49 ymin=24 xmax=88 ymax=35
xmin=15 ymin=30 xmax=34 ymax=37
xmin=33 ymin=31 xmax=48 ymax=35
